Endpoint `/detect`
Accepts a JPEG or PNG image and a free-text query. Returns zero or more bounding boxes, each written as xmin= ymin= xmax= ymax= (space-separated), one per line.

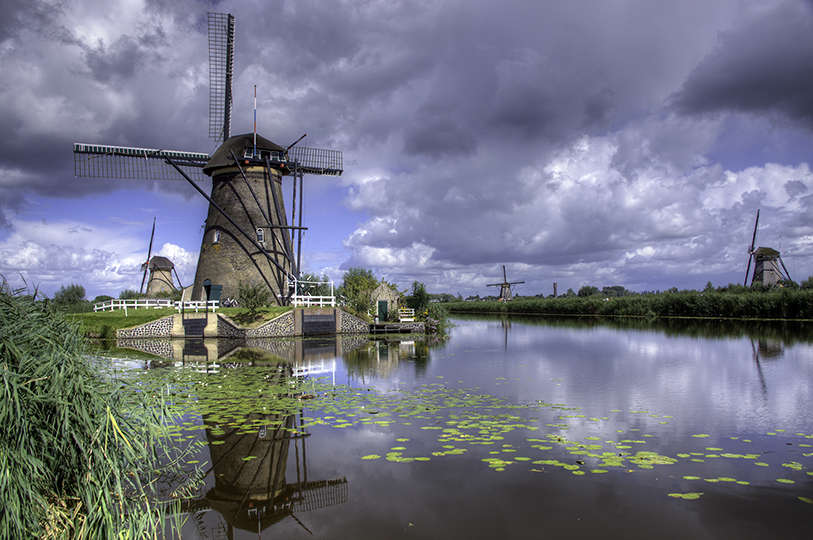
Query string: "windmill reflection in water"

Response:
xmin=178 ymin=363 xmax=347 ymax=538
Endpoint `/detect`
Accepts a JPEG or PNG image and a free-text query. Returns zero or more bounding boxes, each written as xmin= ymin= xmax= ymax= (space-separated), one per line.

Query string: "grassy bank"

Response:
xmin=71 ymin=306 xmax=292 ymax=337
xmin=444 ymin=289 xmax=813 ymax=320
xmin=0 ymin=287 xmax=199 ymax=538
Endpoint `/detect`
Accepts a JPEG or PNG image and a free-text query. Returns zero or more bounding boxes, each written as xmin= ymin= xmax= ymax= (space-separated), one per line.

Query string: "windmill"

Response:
xmin=744 ymin=209 xmax=791 ymax=287
xmin=73 ymin=13 xmax=343 ymax=306
xmin=139 ymin=219 xmax=185 ymax=296
xmin=487 ymin=265 xmax=524 ymax=301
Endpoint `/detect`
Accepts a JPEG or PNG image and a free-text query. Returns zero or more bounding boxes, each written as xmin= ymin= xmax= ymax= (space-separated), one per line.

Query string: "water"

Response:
xmin=105 ymin=315 xmax=813 ymax=539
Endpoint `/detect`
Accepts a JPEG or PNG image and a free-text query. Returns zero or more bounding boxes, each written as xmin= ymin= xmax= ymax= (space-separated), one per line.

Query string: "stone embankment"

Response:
xmin=115 ymin=308 xmax=423 ymax=339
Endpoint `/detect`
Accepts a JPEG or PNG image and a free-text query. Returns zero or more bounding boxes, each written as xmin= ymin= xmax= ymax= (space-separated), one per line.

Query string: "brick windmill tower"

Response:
xmin=73 ymin=13 xmax=342 ymax=305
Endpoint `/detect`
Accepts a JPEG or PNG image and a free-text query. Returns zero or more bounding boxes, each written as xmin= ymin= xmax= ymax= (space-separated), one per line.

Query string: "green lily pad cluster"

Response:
xmin=121 ymin=364 xmax=813 ymax=502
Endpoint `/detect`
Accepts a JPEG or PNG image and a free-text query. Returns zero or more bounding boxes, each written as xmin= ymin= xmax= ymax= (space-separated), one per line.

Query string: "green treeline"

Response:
xmin=444 ymin=288 xmax=813 ymax=320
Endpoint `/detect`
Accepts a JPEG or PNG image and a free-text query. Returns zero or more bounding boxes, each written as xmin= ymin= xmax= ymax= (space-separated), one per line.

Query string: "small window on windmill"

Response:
xmin=213 ymin=230 xmax=220 ymax=244
xmin=256 ymin=228 xmax=264 ymax=243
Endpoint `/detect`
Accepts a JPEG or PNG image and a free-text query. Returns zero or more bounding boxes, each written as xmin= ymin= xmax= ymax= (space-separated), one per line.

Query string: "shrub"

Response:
xmin=238 ymin=281 xmax=271 ymax=317
xmin=52 ymin=283 xmax=91 ymax=313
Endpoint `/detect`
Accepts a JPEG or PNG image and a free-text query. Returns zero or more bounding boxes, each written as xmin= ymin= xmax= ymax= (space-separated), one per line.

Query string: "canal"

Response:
xmin=104 ymin=314 xmax=813 ymax=539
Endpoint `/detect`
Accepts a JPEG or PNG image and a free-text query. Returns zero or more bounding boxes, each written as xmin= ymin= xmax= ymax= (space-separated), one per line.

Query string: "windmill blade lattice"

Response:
xmin=73 ymin=143 xmax=208 ymax=181
xmin=208 ymin=12 xmax=235 ymax=144
xmin=287 ymin=146 xmax=343 ymax=176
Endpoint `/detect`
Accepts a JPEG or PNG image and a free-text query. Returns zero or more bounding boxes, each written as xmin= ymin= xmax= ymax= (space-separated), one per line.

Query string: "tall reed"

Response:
xmin=0 ymin=283 xmax=198 ymax=539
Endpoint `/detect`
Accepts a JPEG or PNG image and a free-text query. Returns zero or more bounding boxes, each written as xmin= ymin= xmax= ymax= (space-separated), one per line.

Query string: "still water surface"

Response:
xmin=110 ymin=315 xmax=813 ymax=539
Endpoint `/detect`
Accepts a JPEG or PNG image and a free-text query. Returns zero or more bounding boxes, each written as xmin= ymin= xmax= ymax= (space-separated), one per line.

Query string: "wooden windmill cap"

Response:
xmin=754 ymin=247 xmax=780 ymax=259
xmin=148 ymin=256 xmax=174 ymax=270
xmin=203 ymin=133 xmax=288 ymax=176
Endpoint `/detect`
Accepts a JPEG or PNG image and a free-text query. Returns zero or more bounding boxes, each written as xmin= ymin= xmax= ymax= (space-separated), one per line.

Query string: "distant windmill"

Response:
xmin=73 ymin=13 xmax=343 ymax=306
xmin=139 ymin=219 xmax=184 ymax=296
xmin=744 ymin=210 xmax=791 ymax=287
xmin=487 ymin=265 xmax=524 ymax=301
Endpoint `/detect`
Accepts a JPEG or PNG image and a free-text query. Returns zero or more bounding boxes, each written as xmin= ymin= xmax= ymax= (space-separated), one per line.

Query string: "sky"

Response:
xmin=2 ymin=0 xmax=813 ymax=300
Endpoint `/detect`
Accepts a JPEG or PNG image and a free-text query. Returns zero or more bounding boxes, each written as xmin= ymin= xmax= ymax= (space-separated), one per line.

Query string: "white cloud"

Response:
xmin=0 ymin=218 xmax=198 ymax=299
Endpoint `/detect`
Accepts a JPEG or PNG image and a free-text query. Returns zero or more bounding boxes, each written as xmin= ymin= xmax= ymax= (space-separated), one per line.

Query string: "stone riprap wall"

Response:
xmin=340 ymin=312 xmax=370 ymax=334
xmin=113 ymin=309 xmax=378 ymax=339
xmin=340 ymin=335 xmax=371 ymax=353
xmin=116 ymin=315 xmax=174 ymax=339
xmin=247 ymin=311 xmax=296 ymax=338
xmin=395 ymin=322 xmax=425 ymax=333
xmin=217 ymin=315 xmax=246 ymax=338
xmin=242 ymin=338 xmax=298 ymax=361
xmin=116 ymin=338 xmax=175 ymax=359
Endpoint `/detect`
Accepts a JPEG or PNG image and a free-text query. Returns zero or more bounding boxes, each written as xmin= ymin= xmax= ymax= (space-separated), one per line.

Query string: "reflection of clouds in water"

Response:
xmin=444 ymin=318 xmax=813 ymax=439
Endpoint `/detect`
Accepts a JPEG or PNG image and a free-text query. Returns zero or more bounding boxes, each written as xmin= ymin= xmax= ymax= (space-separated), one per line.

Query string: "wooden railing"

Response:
xmin=93 ymin=299 xmax=219 ymax=313
xmin=291 ymin=295 xmax=336 ymax=308
xmin=175 ymin=301 xmax=220 ymax=313
xmin=398 ymin=308 xmax=415 ymax=322
xmin=93 ymin=299 xmax=173 ymax=312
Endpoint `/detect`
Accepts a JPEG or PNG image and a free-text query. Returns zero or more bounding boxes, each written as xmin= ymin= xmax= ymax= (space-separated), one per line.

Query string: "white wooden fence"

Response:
xmin=93 ymin=299 xmax=173 ymax=312
xmin=398 ymin=308 xmax=415 ymax=322
xmin=175 ymin=300 xmax=220 ymax=313
xmin=93 ymin=299 xmax=219 ymax=313
xmin=291 ymin=295 xmax=336 ymax=307
xmin=289 ymin=278 xmax=336 ymax=308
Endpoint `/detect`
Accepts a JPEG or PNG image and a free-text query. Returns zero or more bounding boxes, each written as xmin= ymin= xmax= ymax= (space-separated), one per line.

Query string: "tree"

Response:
xmin=408 ymin=281 xmax=431 ymax=313
xmin=53 ymin=283 xmax=85 ymax=305
xmin=338 ymin=267 xmax=378 ymax=319
xmin=52 ymin=284 xmax=90 ymax=312
xmin=577 ymin=285 xmax=599 ymax=298
xmin=119 ymin=289 xmax=142 ymax=300
xmin=238 ymin=281 xmax=270 ymax=318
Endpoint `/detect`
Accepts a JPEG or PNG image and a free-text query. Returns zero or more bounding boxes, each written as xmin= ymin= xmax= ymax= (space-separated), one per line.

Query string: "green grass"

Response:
xmin=70 ymin=306 xmax=293 ymax=337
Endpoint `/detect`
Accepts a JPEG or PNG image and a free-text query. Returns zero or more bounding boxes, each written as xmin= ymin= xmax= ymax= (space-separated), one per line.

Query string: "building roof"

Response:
xmin=754 ymin=247 xmax=780 ymax=259
xmin=149 ymin=256 xmax=174 ymax=270
xmin=203 ymin=133 xmax=288 ymax=175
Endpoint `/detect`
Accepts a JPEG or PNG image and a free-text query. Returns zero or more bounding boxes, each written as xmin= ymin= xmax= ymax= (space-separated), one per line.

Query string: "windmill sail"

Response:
xmin=73 ymin=143 xmax=208 ymax=181
xmin=287 ymin=146 xmax=343 ymax=176
xmin=208 ymin=12 xmax=235 ymax=144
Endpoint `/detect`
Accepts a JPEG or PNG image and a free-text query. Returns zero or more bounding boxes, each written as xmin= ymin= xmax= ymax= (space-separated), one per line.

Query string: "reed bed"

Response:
xmin=445 ymin=289 xmax=813 ymax=320
xmin=0 ymin=284 xmax=199 ymax=539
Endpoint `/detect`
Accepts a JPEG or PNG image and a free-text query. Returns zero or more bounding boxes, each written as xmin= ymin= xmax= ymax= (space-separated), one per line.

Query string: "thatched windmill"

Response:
xmin=487 ymin=265 xmax=524 ymax=301
xmin=73 ymin=13 xmax=342 ymax=305
xmin=744 ymin=210 xmax=791 ymax=287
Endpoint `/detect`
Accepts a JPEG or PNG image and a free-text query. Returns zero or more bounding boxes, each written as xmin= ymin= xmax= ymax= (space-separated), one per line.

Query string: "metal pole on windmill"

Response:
xmin=253 ymin=85 xmax=257 ymax=157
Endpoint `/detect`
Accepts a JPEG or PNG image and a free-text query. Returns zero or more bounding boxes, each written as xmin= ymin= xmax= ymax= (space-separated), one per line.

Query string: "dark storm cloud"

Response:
xmin=82 ymin=30 xmax=167 ymax=84
xmin=0 ymin=0 xmax=63 ymax=43
xmin=672 ymin=1 xmax=813 ymax=128
xmin=3 ymin=0 xmax=813 ymax=295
